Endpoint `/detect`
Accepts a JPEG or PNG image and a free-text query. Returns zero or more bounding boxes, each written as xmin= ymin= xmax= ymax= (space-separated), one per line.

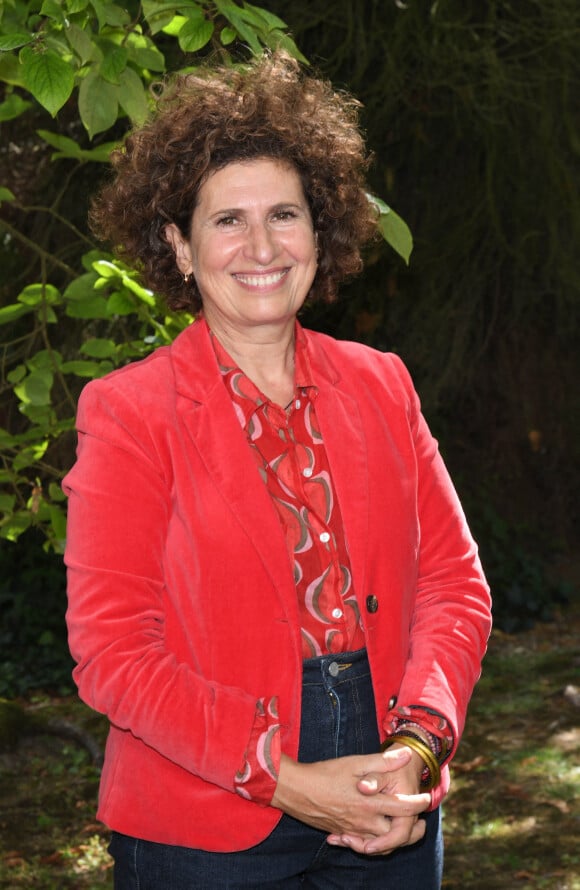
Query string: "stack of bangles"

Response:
xmin=380 ymin=730 xmax=442 ymax=791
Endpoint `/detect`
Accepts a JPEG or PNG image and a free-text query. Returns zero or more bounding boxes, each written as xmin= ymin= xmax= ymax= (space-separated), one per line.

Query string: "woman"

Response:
xmin=64 ymin=51 xmax=491 ymax=888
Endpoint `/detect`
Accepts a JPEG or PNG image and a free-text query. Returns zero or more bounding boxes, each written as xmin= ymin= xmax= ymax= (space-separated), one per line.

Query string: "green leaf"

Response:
xmin=80 ymin=338 xmax=117 ymax=357
xmin=0 ymin=33 xmax=33 ymax=51
xmin=242 ymin=2 xmax=286 ymax=30
xmin=0 ymin=303 xmax=33 ymax=325
xmin=160 ymin=14 xmax=188 ymax=37
xmin=214 ymin=0 xmax=261 ymax=54
xmin=81 ymin=249 xmax=109 ymax=271
xmin=126 ymin=37 xmax=165 ymax=72
xmin=7 ymin=365 xmax=26 ymax=384
xmin=0 ymin=427 xmax=16 ymax=448
xmin=100 ymin=44 xmax=128 ymax=84
xmin=17 ymin=282 xmax=61 ymax=306
xmin=60 ymin=359 xmax=103 ymax=377
xmin=261 ymin=29 xmax=308 ymax=64
xmin=38 ymin=129 xmax=118 ymax=161
xmin=144 ymin=0 xmax=204 ymax=33
xmin=93 ymin=259 xmax=120 ymax=278
xmin=40 ymin=0 xmax=67 ymax=23
xmin=174 ymin=4 xmax=206 ymax=25
xmin=63 ymin=270 xmax=98 ymax=297
xmin=64 ymin=270 xmax=110 ymax=317
xmin=36 ymin=129 xmax=86 ymax=159
xmin=28 ymin=348 xmax=61 ymax=370
xmin=0 ymin=92 xmax=33 ymax=121
xmin=0 ymin=186 xmax=16 ymax=205
xmin=20 ymin=46 xmax=75 ymax=116
xmin=107 ymin=291 xmax=136 ymax=315
xmin=122 ymin=276 xmax=156 ymax=305
xmin=49 ymin=504 xmax=67 ymax=541
xmin=118 ymin=66 xmax=149 ymax=125
xmin=14 ymin=369 xmax=54 ymax=406
xmin=220 ymin=26 xmax=236 ymax=45
xmin=78 ymin=69 xmax=118 ymax=137
xmin=65 ymin=22 xmax=102 ymax=65
xmin=41 ymin=305 xmax=58 ymax=323
xmin=90 ymin=0 xmax=130 ymax=30
xmin=48 ymin=481 xmax=67 ymax=501
xmin=0 ymin=54 xmax=24 ymax=87
xmin=368 ymin=193 xmax=414 ymax=265
xmin=19 ymin=402 xmax=57 ymax=427
xmin=65 ymin=0 xmax=90 ymax=13
xmin=0 ymin=494 xmax=16 ymax=514
xmin=67 ymin=296 xmax=110 ymax=318
xmin=0 ymin=511 xmax=32 ymax=541
xmin=178 ymin=17 xmax=214 ymax=53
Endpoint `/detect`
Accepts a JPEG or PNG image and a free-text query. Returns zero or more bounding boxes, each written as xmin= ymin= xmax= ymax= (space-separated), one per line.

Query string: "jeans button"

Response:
xmin=328 ymin=662 xmax=340 ymax=677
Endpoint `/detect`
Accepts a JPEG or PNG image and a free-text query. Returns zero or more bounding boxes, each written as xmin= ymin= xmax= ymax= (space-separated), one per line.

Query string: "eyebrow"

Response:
xmin=209 ymin=201 xmax=306 ymax=217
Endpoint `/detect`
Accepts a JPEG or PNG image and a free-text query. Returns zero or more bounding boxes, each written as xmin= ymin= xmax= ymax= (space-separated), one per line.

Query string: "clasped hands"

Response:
xmin=271 ymin=745 xmax=431 ymax=856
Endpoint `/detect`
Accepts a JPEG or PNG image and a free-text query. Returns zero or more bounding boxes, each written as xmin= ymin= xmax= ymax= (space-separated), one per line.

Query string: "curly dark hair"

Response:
xmin=90 ymin=51 xmax=378 ymax=312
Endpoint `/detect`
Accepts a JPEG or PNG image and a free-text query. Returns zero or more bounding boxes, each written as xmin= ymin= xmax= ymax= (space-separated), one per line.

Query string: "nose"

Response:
xmin=243 ymin=222 xmax=279 ymax=265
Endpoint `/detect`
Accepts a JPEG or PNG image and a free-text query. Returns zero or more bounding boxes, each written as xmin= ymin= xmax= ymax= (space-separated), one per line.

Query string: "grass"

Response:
xmin=1 ymin=602 xmax=579 ymax=889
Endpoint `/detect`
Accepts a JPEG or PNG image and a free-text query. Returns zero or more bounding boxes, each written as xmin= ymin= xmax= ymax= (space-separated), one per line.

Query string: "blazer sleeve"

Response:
xmin=383 ymin=354 xmax=492 ymax=753
xmin=63 ymin=378 xmax=278 ymax=798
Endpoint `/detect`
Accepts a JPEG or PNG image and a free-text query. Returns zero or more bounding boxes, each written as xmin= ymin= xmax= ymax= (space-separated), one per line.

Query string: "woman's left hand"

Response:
xmin=326 ymin=743 xmax=427 ymax=855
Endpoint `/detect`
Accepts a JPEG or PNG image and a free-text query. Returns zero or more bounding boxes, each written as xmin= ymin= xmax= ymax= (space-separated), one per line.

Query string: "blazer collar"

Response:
xmin=168 ymin=317 xmax=343 ymax=404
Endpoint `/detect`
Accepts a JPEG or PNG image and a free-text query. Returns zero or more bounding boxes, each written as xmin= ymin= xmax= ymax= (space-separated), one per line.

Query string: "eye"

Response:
xmin=272 ymin=208 xmax=298 ymax=222
xmin=216 ymin=215 xmax=239 ymax=227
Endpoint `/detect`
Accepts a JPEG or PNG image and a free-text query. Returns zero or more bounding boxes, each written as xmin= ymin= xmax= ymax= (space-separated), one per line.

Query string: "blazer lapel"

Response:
xmin=170 ymin=321 xmax=299 ymax=617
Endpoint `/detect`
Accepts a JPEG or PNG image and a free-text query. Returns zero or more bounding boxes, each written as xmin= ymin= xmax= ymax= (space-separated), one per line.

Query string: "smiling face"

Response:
xmin=165 ymin=158 xmax=318 ymax=342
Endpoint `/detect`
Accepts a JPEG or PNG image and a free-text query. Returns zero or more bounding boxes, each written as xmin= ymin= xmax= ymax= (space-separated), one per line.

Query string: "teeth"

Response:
xmin=234 ymin=271 xmax=286 ymax=286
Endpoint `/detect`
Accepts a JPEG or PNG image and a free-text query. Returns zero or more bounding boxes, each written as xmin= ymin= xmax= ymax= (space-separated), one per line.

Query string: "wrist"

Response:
xmin=381 ymin=733 xmax=441 ymax=791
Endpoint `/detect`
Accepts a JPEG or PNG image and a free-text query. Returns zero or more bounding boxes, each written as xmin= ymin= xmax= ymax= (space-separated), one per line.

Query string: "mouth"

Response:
xmin=232 ymin=269 xmax=289 ymax=287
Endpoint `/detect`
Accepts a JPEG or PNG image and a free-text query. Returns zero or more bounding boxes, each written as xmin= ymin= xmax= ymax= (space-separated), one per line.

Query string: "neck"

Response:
xmin=208 ymin=319 xmax=297 ymax=407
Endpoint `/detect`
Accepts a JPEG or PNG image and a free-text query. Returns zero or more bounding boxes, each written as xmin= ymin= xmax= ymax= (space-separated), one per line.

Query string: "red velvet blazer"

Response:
xmin=64 ymin=319 xmax=491 ymax=851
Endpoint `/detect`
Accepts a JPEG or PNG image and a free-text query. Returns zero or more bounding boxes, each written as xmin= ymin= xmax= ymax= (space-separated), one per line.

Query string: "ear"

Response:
xmin=164 ymin=223 xmax=193 ymax=276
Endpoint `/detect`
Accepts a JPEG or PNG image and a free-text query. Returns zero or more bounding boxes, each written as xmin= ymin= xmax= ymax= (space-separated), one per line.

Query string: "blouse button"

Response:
xmin=332 ymin=608 xmax=343 ymax=620
xmin=303 ymin=467 xmax=313 ymax=478
xmin=388 ymin=696 xmax=398 ymax=709
xmin=366 ymin=595 xmax=379 ymax=613
xmin=319 ymin=532 xmax=330 ymax=543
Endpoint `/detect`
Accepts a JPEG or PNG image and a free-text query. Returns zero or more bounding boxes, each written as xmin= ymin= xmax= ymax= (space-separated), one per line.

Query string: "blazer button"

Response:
xmin=366 ymin=594 xmax=379 ymax=613
xmin=388 ymin=696 xmax=398 ymax=710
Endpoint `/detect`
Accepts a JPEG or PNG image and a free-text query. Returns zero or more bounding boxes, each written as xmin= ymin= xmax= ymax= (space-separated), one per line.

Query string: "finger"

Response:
xmin=364 ymin=816 xmax=426 ymax=855
xmin=390 ymin=791 xmax=432 ymax=814
xmin=326 ymin=831 xmax=378 ymax=851
xmin=356 ymin=747 xmax=412 ymax=777
xmin=356 ymin=771 xmax=427 ymax=799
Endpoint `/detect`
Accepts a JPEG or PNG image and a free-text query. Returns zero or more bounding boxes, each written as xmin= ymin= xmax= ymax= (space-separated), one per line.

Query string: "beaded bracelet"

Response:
xmin=381 ymin=733 xmax=441 ymax=791
xmin=397 ymin=720 xmax=443 ymax=760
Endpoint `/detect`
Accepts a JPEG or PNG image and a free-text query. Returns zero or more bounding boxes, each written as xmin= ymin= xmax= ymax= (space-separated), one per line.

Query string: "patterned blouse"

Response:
xmin=210 ymin=325 xmax=451 ymax=803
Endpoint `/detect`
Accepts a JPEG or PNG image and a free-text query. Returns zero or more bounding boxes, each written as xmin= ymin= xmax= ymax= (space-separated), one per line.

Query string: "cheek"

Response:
xmin=193 ymin=237 xmax=239 ymax=276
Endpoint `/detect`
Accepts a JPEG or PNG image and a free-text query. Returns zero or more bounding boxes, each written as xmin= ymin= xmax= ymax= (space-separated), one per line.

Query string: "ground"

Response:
xmin=1 ymin=602 xmax=579 ymax=889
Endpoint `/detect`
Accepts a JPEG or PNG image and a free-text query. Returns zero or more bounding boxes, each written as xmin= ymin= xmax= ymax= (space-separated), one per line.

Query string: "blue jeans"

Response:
xmin=109 ymin=648 xmax=443 ymax=888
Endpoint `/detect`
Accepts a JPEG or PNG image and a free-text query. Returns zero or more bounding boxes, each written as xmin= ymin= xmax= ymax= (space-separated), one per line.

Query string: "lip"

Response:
xmin=231 ymin=269 xmax=289 ymax=288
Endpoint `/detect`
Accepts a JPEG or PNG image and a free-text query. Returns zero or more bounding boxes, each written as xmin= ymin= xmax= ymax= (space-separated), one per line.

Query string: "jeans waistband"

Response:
xmin=301 ymin=647 xmax=369 ymax=686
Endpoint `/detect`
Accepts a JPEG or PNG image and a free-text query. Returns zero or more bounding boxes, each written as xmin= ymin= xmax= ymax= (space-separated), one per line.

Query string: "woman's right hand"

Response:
xmin=270 ymin=747 xmax=431 ymax=852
